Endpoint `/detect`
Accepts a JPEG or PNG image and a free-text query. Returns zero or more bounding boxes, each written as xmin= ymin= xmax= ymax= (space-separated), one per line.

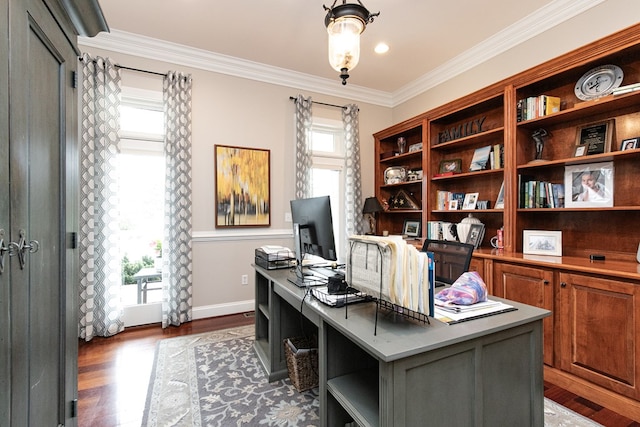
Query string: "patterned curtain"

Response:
xmin=343 ymin=104 xmax=365 ymax=236
xmin=161 ymin=71 xmax=194 ymax=328
xmin=294 ymin=95 xmax=313 ymax=199
xmin=78 ymin=54 xmax=124 ymax=340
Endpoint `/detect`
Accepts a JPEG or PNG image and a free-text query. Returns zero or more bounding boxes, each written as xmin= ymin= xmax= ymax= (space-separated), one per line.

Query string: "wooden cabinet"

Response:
xmin=512 ymin=36 xmax=640 ymax=259
xmin=373 ymin=24 xmax=640 ymax=259
xmin=557 ymin=272 xmax=640 ymax=400
xmin=493 ymin=262 xmax=554 ymax=366
xmin=373 ymin=117 xmax=426 ymax=237
xmin=0 ymin=2 xmax=106 ymax=425
xmin=427 ymin=93 xmax=506 ymax=249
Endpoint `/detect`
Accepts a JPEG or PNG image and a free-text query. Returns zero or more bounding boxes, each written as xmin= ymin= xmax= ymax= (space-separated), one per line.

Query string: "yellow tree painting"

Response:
xmin=215 ymin=145 xmax=270 ymax=227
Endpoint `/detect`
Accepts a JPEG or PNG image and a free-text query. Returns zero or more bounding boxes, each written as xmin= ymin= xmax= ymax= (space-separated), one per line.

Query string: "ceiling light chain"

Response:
xmin=323 ymin=0 xmax=380 ymax=85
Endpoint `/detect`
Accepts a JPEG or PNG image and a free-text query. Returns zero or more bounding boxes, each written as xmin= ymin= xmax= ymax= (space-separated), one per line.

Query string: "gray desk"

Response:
xmin=253 ymin=266 xmax=550 ymax=426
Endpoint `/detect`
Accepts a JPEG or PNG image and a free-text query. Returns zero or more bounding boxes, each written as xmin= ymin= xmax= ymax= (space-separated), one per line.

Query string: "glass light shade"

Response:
xmin=327 ymin=17 xmax=364 ymax=72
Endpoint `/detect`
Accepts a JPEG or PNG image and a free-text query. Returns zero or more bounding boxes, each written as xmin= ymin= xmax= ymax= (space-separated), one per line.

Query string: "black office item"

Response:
xmin=421 ymin=240 xmax=474 ymax=287
xmin=288 ymin=196 xmax=338 ymax=287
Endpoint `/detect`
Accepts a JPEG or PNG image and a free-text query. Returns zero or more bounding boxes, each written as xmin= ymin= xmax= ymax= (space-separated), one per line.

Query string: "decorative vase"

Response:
xmin=397 ymin=137 xmax=407 ymax=154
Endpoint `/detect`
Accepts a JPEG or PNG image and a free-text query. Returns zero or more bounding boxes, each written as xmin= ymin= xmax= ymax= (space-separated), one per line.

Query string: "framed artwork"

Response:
xmin=523 ymin=230 xmax=562 ymax=256
xmin=402 ymin=219 xmax=421 ymax=238
xmin=462 ymin=192 xmax=479 ymax=210
xmin=564 ymin=161 xmax=613 ymax=208
xmin=621 ymin=137 xmax=638 ymax=151
xmin=438 ymin=158 xmax=462 ymax=174
xmin=214 ymin=144 xmax=271 ymax=228
xmin=448 ymin=200 xmax=459 ymax=211
xmin=575 ymin=119 xmax=615 ymax=155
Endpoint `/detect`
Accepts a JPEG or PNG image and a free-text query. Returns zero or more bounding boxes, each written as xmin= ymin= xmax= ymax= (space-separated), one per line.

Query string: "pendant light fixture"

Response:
xmin=323 ymin=0 xmax=379 ymax=85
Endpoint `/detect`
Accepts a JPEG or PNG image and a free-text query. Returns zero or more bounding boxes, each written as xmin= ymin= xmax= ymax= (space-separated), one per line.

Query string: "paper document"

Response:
xmin=434 ymin=299 xmax=517 ymax=324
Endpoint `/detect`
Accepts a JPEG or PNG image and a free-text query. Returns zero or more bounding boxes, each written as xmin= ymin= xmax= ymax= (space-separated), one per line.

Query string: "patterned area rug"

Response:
xmin=142 ymin=325 xmax=601 ymax=427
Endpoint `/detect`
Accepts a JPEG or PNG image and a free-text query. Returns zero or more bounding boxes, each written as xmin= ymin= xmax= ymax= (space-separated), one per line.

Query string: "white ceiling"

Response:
xmin=92 ymin=0 xmax=603 ymax=103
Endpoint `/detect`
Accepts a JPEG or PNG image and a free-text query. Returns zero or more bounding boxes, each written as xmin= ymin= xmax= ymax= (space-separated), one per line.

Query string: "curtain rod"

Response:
xmin=289 ymin=96 xmax=349 ymax=110
xmin=115 ymin=64 xmax=167 ymax=77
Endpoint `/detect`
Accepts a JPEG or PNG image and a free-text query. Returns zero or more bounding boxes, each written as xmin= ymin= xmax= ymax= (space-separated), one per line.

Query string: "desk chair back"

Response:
xmin=421 ymin=240 xmax=474 ymax=286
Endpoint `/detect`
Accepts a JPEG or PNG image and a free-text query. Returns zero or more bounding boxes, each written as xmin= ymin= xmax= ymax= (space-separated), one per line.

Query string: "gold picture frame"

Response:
xmin=215 ymin=144 xmax=271 ymax=227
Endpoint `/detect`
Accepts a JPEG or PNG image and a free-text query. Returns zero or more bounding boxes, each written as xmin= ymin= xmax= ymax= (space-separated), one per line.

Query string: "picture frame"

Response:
xmin=462 ymin=192 xmax=479 ymax=210
xmin=523 ymin=230 xmax=562 ymax=256
xmin=448 ymin=200 xmax=459 ymax=211
xmin=494 ymin=181 xmax=505 ymax=209
xmin=408 ymin=142 xmax=423 ymax=153
xmin=621 ymin=137 xmax=638 ymax=151
xmin=575 ymin=119 xmax=615 ymax=155
xmin=465 ymin=223 xmax=485 ymax=249
xmin=214 ymin=144 xmax=271 ymax=228
xmin=402 ymin=219 xmax=421 ymax=238
xmin=564 ymin=161 xmax=614 ymax=208
xmin=574 ymin=144 xmax=587 ymax=157
xmin=438 ymin=158 xmax=462 ymax=174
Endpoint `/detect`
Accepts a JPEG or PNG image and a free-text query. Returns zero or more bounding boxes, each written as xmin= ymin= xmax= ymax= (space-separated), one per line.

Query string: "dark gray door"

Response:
xmin=5 ymin=0 xmax=79 ymax=425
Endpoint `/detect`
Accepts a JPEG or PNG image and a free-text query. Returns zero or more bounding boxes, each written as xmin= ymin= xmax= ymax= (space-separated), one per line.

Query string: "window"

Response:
xmin=309 ymin=118 xmax=345 ymax=260
xmin=118 ymin=88 xmax=165 ymax=306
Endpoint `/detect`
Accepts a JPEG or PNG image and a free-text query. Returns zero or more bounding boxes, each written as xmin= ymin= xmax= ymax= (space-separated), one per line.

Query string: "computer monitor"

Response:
xmin=289 ymin=196 xmax=337 ymax=286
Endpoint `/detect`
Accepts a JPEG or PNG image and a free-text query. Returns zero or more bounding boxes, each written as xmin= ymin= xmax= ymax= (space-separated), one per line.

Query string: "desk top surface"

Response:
xmin=256 ymin=266 xmax=550 ymax=363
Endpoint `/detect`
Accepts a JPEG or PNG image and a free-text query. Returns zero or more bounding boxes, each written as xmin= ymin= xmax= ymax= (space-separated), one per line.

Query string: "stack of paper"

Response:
xmin=434 ymin=299 xmax=516 ymax=324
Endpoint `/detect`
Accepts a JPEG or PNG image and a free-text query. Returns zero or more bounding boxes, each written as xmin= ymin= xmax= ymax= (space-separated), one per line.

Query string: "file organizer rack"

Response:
xmin=347 ymin=237 xmax=430 ymax=335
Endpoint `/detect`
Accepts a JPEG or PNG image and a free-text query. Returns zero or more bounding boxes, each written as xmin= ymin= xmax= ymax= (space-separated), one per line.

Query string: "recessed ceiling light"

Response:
xmin=375 ymin=43 xmax=389 ymax=54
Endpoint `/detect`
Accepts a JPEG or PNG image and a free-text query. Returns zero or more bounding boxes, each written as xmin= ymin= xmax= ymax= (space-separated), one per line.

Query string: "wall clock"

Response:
xmin=575 ymin=64 xmax=623 ymax=100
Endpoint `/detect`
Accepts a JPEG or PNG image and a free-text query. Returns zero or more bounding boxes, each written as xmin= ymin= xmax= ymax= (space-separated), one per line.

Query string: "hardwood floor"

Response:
xmin=78 ymin=313 xmax=637 ymax=427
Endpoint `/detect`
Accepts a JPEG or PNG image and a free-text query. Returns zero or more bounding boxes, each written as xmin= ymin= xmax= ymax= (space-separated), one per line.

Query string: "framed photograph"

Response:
xmin=465 ymin=223 xmax=485 ymax=249
xmin=564 ymin=161 xmax=614 ymax=208
xmin=215 ymin=144 xmax=271 ymax=228
xmin=438 ymin=158 xmax=462 ymax=174
xmin=448 ymin=200 xmax=459 ymax=211
xmin=621 ymin=137 xmax=639 ymax=151
xmin=408 ymin=142 xmax=422 ymax=152
xmin=462 ymin=192 xmax=479 ymax=210
xmin=574 ymin=144 xmax=587 ymax=157
xmin=575 ymin=119 xmax=615 ymax=155
xmin=402 ymin=219 xmax=421 ymax=238
xmin=494 ymin=181 xmax=505 ymax=209
xmin=523 ymin=230 xmax=562 ymax=256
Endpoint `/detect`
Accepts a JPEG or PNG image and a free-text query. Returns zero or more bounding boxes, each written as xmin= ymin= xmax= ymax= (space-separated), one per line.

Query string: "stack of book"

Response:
xmin=518 ymin=176 xmax=565 ymax=208
xmin=517 ymin=95 xmax=561 ymax=122
xmin=469 ymin=144 xmax=503 ymax=171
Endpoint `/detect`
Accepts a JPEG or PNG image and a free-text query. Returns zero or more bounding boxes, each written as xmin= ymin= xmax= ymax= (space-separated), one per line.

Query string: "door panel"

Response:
xmin=8 ymin=0 xmax=77 ymax=424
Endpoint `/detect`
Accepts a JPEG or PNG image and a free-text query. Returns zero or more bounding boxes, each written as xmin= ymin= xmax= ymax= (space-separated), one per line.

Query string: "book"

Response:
xmin=469 ymin=145 xmax=492 ymax=171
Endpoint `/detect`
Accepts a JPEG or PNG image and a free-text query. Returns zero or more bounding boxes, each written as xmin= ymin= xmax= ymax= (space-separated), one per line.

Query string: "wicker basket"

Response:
xmin=283 ymin=336 xmax=318 ymax=392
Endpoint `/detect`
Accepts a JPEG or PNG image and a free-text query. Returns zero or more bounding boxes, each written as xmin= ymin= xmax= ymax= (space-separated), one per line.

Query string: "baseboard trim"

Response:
xmin=192 ymin=300 xmax=255 ymax=319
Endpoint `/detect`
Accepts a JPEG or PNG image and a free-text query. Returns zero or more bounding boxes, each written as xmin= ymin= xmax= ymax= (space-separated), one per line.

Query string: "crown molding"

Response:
xmin=392 ymin=0 xmax=605 ymax=105
xmin=80 ymin=0 xmax=604 ymax=109
xmin=78 ymin=30 xmax=394 ymax=108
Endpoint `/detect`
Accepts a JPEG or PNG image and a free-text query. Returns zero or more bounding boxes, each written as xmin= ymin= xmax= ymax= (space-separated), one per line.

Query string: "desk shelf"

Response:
xmin=327 ymin=369 xmax=379 ymax=427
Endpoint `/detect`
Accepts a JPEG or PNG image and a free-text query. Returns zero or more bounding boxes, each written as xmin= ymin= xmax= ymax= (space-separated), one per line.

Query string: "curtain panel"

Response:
xmin=78 ymin=54 xmax=124 ymax=340
xmin=161 ymin=71 xmax=194 ymax=328
xmin=294 ymin=95 xmax=313 ymax=200
xmin=343 ymin=104 xmax=365 ymax=236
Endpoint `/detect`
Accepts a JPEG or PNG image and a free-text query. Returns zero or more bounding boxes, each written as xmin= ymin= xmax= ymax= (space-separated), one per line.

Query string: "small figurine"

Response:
xmin=531 ymin=128 xmax=549 ymax=161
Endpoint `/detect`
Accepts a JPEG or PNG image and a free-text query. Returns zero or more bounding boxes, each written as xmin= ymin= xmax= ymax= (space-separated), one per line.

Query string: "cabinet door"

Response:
xmin=558 ymin=272 xmax=640 ymax=400
xmin=7 ymin=0 xmax=79 ymax=425
xmin=493 ymin=262 xmax=554 ymax=365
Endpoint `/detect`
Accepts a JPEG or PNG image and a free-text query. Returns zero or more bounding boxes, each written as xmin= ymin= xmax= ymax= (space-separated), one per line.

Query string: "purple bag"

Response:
xmin=435 ymin=271 xmax=488 ymax=305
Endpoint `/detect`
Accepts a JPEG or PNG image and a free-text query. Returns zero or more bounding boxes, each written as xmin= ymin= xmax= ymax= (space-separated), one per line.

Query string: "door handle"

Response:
xmin=0 ymin=229 xmax=8 ymax=274
xmin=8 ymin=229 xmax=40 ymax=270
